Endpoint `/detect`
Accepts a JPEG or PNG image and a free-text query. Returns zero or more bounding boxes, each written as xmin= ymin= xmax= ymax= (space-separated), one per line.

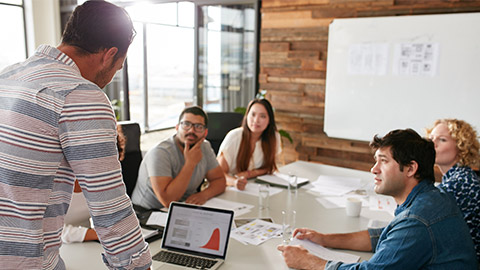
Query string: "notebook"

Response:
xmin=152 ymin=202 xmax=234 ymax=270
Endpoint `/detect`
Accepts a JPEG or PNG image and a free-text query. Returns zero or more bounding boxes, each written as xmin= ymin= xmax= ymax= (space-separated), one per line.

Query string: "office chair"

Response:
xmin=118 ymin=121 xmax=142 ymax=197
xmin=206 ymin=112 xmax=244 ymax=155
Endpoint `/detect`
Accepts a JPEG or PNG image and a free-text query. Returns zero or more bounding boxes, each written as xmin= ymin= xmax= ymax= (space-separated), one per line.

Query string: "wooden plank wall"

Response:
xmin=260 ymin=0 xmax=480 ymax=174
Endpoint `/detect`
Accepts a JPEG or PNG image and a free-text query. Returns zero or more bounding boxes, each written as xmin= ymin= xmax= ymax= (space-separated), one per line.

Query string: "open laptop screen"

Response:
xmin=162 ymin=202 xmax=234 ymax=259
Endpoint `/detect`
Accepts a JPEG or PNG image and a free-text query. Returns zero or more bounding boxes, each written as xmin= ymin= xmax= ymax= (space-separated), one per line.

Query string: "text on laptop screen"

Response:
xmin=163 ymin=204 xmax=232 ymax=257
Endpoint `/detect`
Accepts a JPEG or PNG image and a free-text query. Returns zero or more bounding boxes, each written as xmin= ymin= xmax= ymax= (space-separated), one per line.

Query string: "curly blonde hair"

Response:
xmin=426 ymin=119 xmax=480 ymax=167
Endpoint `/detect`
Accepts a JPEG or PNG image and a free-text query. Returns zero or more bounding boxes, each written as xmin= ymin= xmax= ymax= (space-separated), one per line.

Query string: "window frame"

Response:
xmin=115 ymin=0 xmax=260 ymax=132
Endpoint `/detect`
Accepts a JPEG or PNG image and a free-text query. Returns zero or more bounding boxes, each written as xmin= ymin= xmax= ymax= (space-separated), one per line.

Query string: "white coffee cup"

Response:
xmin=346 ymin=197 xmax=362 ymax=217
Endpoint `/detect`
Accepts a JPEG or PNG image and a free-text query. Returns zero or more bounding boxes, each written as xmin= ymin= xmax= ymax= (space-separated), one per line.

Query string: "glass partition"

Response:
xmin=198 ymin=3 xmax=257 ymax=112
xmin=0 ymin=1 xmax=26 ymax=71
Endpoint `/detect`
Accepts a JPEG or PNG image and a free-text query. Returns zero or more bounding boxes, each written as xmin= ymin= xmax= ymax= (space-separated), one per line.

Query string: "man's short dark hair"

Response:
xmin=179 ymin=106 xmax=208 ymax=126
xmin=62 ymin=0 xmax=135 ymax=58
xmin=370 ymin=129 xmax=436 ymax=183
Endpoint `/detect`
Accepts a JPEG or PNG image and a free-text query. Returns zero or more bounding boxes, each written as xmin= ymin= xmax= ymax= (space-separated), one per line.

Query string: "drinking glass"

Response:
xmin=282 ymin=209 xmax=296 ymax=244
xmin=258 ymin=184 xmax=270 ymax=210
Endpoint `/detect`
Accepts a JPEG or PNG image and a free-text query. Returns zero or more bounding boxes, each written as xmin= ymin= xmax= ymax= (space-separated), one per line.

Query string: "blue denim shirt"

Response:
xmin=325 ymin=180 xmax=478 ymax=270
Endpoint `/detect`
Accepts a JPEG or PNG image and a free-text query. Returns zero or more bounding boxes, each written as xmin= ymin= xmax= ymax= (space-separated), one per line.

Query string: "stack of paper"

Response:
xmin=290 ymin=238 xmax=360 ymax=263
xmin=310 ymin=175 xmax=364 ymax=196
xmin=140 ymin=227 xmax=159 ymax=239
xmin=146 ymin=211 xmax=169 ymax=227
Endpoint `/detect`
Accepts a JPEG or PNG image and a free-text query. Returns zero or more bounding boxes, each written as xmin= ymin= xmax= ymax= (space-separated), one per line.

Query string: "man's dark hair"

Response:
xmin=179 ymin=106 xmax=208 ymax=126
xmin=62 ymin=0 xmax=135 ymax=59
xmin=370 ymin=129 xmax=436 ymax=183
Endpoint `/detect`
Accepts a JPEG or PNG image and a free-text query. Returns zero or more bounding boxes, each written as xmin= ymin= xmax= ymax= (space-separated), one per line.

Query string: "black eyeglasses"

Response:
xmin=180 ymin=121 xmax=206 ymax=132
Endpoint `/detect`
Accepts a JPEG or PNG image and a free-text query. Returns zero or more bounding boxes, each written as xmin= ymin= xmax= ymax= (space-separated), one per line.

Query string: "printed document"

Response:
xmin=231 ymin=219 xmax=282 ymax=246
xmin=290 ymin=238 xmax=360 ymax=263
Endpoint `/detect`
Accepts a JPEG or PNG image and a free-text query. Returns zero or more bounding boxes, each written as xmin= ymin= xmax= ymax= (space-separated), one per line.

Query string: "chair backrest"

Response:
xmin=118 ymin=121 xmax=142 ymax=197
xmin=206 ymin=112 xmax=244 ymax=155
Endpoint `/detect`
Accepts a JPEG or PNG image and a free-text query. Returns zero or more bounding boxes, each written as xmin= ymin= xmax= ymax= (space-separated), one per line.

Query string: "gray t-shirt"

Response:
xmin=131 ymin=135 xmax=219 ymax=209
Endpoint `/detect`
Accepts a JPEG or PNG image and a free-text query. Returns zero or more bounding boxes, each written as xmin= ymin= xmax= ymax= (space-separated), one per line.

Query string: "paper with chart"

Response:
xmin=392 ymin=43 xmax=439 ymax=77
xmin=290 ymin=238 xmax=360 ymax=263
xmin=230 ymin=219 xmax=282 ymax=246
xmin=369 ymin=194 xmax=396 ymax=216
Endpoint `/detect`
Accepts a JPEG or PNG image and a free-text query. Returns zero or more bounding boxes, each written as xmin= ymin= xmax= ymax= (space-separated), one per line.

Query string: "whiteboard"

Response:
xmin=324 ymin=13 xmax=480 ymax=141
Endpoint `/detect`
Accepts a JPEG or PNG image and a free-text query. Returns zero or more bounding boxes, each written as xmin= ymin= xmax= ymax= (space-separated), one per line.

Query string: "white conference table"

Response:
xmin=60 ymin=161 xmax=394 ymax=269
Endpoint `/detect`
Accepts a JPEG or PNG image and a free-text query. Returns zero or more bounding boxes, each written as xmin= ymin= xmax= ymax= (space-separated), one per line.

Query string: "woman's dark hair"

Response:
xmin=62 ymin=0 xmax=135 ymax=59
xmin=370 ymin=129 xmax=436 ymax=183
xmin=236 ymin=99 xmax=278 ymax=174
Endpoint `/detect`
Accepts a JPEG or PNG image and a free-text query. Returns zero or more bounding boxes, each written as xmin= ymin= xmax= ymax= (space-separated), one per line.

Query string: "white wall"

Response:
xmin=30 ymin=0 xmax=61 ymax=49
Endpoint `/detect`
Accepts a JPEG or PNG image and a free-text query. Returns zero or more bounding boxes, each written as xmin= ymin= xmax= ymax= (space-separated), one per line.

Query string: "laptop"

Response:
xmin=152 ymin=202 xmax=234 ymax=270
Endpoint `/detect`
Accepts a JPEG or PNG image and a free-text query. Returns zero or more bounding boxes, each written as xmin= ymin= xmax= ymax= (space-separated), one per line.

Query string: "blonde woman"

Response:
xmin=427 ymin=119 xmax=480 ymax=261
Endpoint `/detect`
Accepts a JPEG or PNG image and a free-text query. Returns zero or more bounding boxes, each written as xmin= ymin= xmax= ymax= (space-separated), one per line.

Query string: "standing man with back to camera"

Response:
xmin=0 ymin=1 xmax=152 ymax=269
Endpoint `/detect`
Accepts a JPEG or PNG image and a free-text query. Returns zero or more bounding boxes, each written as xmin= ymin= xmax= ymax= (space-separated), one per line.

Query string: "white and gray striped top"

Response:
xmin=0 ymin=45 xmax=151 ymax=270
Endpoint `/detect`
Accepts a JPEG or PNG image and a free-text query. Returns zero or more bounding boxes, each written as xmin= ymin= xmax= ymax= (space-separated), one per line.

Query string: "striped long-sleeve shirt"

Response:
xmin=0 ymin=45 xmax=152 ymax=269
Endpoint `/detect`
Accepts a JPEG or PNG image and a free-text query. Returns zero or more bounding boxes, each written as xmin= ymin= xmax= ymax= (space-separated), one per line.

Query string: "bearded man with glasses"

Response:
xmin=132 ymin=106 xmax=226 ymax=211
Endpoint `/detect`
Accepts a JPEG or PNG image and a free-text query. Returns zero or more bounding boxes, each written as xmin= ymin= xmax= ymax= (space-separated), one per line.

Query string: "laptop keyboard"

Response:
xmin=153 ymin=250 xmax=217 ymax=269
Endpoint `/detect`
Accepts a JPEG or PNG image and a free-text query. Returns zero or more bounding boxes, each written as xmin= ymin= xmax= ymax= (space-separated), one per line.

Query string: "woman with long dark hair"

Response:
xmin=217 ymin=99 xmax=282 ymax=190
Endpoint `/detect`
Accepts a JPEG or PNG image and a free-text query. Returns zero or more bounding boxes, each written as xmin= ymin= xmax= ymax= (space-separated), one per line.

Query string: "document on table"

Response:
xmin=290 ymin=238 xmax=360 ymax=263
xmin=146 ymin=211 xmax=169 ymax=227
xmin=227 ymin=183 xmax=283 ymax=197
xmin=230 ymin=219 xmax=282 ymax=246
xmin=256 ymin=172 xmax=309 ymax=188
xmin=141 ymin=227 xmax=159 ymax=239
xmin=369 ymin=194 xmax=396 ymax=216
xmin=203 ymin=197 xmax=254 ymax=217
xmin=309 ymin=175 xmax=364 ymax=196
xmin=315 ymin=195 xmax=369 ymax=209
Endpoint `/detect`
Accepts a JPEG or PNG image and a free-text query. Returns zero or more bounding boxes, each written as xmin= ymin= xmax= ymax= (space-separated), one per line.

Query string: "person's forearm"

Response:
xmin=323 ymin=230 xmax=372 ymax=251
xmin=250 ymin=168 xmax=268 ymax=178
xmin=157 ymin=162 xmax=196 ymax=206
xmin=305 ymin=255 xmax=327 ymax=270
xmin=200 ymin=178 xmax=226 ymax=200
xmin=238 ymin=168 xmax=269 ymax=179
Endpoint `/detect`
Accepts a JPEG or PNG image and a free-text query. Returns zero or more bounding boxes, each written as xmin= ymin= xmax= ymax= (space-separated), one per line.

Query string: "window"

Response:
xmin=125 ymin=2 xmax=195 ymax=131
xmin=198 ymin=3 xmax=257 ymax=112
xmin=109 ymin=0 xmax=259 ymax=132
xmin=0 ymin=0 xmax=27 ymax=71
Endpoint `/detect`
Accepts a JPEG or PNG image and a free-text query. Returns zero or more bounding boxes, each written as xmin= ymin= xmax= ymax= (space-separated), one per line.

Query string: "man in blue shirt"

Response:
xmin=278 ymin=129 xmax=478 ymax=269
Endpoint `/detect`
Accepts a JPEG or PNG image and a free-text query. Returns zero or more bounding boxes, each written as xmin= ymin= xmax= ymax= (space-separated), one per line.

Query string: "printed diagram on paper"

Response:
xmin=393 ymin=43 xmax=439 ymax=76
